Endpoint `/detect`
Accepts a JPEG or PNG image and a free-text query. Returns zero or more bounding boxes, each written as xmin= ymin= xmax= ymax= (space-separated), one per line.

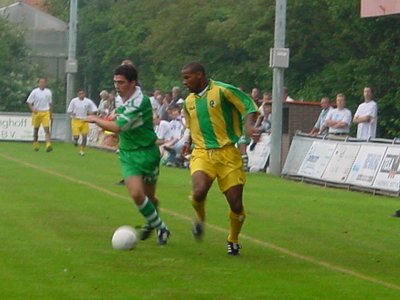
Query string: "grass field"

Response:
xmin=1 ymin=141 xmax=400 ymax=299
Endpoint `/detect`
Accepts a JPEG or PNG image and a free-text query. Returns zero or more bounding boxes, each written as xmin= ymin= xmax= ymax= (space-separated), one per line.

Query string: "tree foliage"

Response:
xmin=0 ymin=18 xmax=38 ymax=112
xmin=4 ymin=0 xmax=400 ymax=137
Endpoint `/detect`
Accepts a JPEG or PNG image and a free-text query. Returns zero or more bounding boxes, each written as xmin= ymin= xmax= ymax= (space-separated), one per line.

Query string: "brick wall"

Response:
xmin=281 ymin=101 xmax=321 ymax=165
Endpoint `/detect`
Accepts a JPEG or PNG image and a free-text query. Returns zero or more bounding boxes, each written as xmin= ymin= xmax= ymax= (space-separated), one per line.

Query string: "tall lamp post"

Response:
xmin=269 ymin=0 xmax=289 ymax=175
xmin=65 ymin=0 xmax=78 ymax=142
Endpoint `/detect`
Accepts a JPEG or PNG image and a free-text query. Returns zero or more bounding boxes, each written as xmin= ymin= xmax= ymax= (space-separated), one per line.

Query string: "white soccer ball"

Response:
xmin=111 ymin=225 xmax=138 ymax=250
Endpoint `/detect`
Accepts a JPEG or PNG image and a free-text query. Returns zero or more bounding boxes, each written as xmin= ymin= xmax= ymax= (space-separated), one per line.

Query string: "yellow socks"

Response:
xmin=228 ymin=210 xmax=246 ymax=243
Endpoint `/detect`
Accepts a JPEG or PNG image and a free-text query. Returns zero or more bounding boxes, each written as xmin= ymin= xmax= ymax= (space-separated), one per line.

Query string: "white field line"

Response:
xmin=2 ymin=152 xmax=400 ymax=292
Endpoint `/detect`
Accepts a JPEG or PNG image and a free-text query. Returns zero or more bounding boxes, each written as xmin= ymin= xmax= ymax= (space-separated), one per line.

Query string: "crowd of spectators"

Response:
xmin=90 ymin=84 xmax=378 ymax=172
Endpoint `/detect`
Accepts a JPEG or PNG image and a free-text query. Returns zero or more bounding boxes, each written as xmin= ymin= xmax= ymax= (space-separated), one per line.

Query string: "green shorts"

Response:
xmin=119 ymin=144 xmax=160 ymax=184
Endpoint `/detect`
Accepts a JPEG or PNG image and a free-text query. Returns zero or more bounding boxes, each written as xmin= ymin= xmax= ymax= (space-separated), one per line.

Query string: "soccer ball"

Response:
xmin=111 ymin=225 xmax=138 ymax=250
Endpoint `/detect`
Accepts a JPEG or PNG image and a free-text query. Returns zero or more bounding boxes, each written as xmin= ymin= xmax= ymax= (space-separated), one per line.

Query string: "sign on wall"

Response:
xmin=372 ymin=146 xmax=400 ymax=192
xmin=247 ymin=134 xmax=271 ymax=172
xmin=297 ymin=141 xmax=337 ymax=179
xmin=346 ymin=145 xmax=387 ymax=187
xmin=282 ymin=136 xmax=314 ymax=175
xmin=0 ymin=115 xmax=45 ymax=141
xmin=322 ymin=144 xmax=360 ymax=183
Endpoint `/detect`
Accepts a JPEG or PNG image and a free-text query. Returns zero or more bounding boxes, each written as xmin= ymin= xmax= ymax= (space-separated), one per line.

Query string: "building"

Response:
xmin=0 ymin=1 xmax=68 ymax=80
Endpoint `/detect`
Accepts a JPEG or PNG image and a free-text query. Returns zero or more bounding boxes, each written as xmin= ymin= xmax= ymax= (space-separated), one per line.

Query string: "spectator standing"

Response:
xmin=180 ymin=62 xmax=259 ymax=255
xmin=85 ymin=64 xmax=170 ymax=245
xmin=67 ymin=89 xmax=98 ymax=156
xmin=353 ymin=86 xmax=378 ymax=139
xmin=322 ymin=93 xmax=352 ymax=136
xmin=26 ymin=77 xmax=53 ymax=152
xmin=308 ymin=97 xmax=332 ymax=136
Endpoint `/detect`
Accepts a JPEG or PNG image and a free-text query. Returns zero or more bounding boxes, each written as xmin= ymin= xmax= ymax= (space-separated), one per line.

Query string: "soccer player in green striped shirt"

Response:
xmin=181 ymin=62 xmax=260 ymax=255
xmin=85 ymin=64 xmax=170 ymax=245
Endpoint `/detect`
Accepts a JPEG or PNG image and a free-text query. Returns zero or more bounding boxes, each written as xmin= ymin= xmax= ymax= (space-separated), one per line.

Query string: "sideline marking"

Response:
xmin=1 ymin=152 xmax=400 ymax=292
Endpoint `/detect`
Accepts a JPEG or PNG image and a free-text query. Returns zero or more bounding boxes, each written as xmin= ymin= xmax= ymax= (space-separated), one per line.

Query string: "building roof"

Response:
xmin=0 ymin=1 xmax=67 ymax=31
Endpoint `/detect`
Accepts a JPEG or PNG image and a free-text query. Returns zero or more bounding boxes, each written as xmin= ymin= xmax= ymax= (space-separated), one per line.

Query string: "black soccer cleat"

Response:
xmin=157 ymin=227 xmax=170 ymax=245
xmin=138 ymin=224 xmax=154 ymax=241
xmin=46 ymin=146 xmax=53 ymax=152
xmin=192 ymin=221 xmax=204 ymax=241
xmin=227 ymin=241 xmax=241 ymax=256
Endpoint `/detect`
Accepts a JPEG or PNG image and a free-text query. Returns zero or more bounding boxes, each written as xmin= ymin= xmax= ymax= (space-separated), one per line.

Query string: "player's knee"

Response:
xmin=192 ymin=188 xmax=207 ymax=202
xmin=229 ymin=199 xmax=244 ymax=214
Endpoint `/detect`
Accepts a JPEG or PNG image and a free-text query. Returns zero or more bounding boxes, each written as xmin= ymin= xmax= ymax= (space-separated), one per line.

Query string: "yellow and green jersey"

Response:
xmin=183 ymin=80 xmax=258 ymax=149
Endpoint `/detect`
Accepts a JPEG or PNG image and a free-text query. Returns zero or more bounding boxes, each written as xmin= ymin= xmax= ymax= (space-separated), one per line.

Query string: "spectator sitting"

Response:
xmin=98 ymin=90 xmax=115 ymax=118
xmin=149 ymin=89 xmax=162 ymax=113
xmin=162 ymin=104 xmax=186 ymax=167
xmin=283 ymin=86 xmax=294 ymax=102
xmin=258 ymin=92 xmax=272 ymax=115
xmin=158 ymin=92 xmax=172 ymax=121
xmin=171 ymin=86 xmax=185 ymax=108
xmin=250 ymin=102 xmax=272 ymax=151
xmin=153 ymin=113 xmax=171 ymax=158
xmin=251 ymin=87 xmax=262 ymax=107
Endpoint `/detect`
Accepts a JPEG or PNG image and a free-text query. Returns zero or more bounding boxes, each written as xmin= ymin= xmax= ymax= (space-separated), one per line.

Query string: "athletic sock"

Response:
xmin=228 ymin=210 xmax=246 ymax=243
xmin=241 ymin=154 xmax=248 ymax=171
xmin=137 ymin=197 xmax=165 ymax=230
xmin=191 ymin=197 xmax=206 ymax=223
xmin=33 ymin=142 xmax=39 ymax=149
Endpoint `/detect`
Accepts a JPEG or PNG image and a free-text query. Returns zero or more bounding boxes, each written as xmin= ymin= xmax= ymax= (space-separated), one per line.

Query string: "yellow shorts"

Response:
xmin=190 ymin=144 xmax=246 ymax=192
xmin=71 ymin=119 xmax=89 ymax=136
xmin=32 ymin=111 xmax=50 ymax=128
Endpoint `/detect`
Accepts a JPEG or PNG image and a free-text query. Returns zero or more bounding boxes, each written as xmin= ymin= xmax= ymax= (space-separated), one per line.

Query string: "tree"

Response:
xmin=40 ymin=0 xmax=400 ymax=138
xmin=0 ymin=18 xmax=38 ymax=112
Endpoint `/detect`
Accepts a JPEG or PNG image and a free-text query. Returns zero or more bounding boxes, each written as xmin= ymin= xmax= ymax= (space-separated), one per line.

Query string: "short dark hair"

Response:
xmin=364 ymin=85 xmax=374 ymax=94
xmin=182 ymin=62 xmax=206 ymax=75
xmin=114 ymin=64 xmax=138 ymax=82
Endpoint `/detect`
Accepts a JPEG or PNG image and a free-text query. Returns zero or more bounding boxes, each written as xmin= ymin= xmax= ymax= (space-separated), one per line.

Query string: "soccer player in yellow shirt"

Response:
xmin=181 ymin=62 xmax=260 ymax=255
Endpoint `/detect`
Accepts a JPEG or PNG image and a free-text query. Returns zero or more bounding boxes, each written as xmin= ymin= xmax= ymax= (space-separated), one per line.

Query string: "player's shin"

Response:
xmin=228 ymin=210 xmax=246 ymax=243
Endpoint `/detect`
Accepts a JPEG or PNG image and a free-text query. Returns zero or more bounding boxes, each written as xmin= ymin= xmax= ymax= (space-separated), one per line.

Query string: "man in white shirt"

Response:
xmin=322 ymin=93 xmax=352 ymax=136
xmin=26 ymin=78 xmax=53 ymax=152
xmin=153 ymin=113 xmax=171 ymax=157
xmin=149 ymin=89 xmax=162 ymax=112
xmin=353 ymin=86 xmax=377 ymax=139
xmin=67 ymin=89 xmax=98 ymax=155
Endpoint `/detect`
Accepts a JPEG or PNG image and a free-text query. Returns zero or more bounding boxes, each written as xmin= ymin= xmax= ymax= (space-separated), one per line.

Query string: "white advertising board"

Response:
xmin=282 ymin=136 xmax=314 ymax=175
xmin=0 ymin=115 xmax=45 ymax=141
xmin=322 ymin=144 xmax=360 ymax=183
xmin=346 ymin=145 xmax=387 ymax=187
xmin=372 ymin=146 xmax=400 ymax=192
xmin=297 ymin=141 xmax=337 ymax=179
xmin=247 ymin=133 xmax=271 ymax=172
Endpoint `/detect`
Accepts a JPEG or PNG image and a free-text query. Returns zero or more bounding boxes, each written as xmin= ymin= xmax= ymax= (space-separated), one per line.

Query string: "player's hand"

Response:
xmin=181 ymin=142 xmax=191 ymax=157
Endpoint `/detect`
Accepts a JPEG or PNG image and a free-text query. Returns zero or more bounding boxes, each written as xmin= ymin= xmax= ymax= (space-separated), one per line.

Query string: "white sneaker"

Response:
xmin=79 ymin=150 xmax=85 ymax=156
